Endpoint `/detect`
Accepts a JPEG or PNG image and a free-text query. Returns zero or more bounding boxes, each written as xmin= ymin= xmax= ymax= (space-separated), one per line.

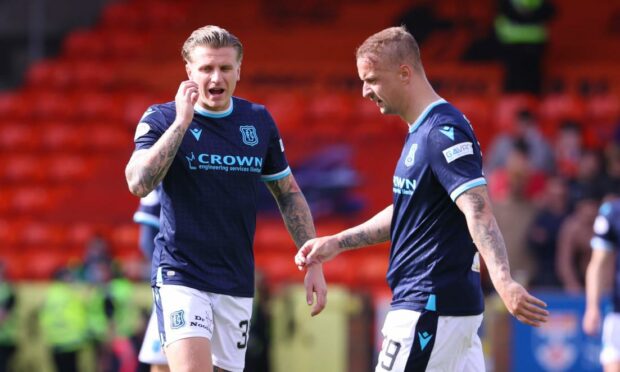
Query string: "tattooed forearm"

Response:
xmin=338 ymin=227 xmax=388 ymax=250
xmin=473 ymin=218 xmax=510 ymax=281
xmin=126 ymin=122 xmax=188 ymax=197
xmin=337 ymin=205 xmax=392 ymax=250
xmin=267 ymin=175 xmax=316 ymax=248
xmin=457 ymin=187 xmax=512 ymax=285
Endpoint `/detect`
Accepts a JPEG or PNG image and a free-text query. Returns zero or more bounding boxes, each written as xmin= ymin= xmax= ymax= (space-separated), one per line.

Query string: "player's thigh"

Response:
xmin=601 ymin=313 xmax=620 ymax=368
xmin=375 ymin=310 xmax=483 ymax=372
xmin=165 ymin=337 xmax=212 ymax=372
xmin=426 ymin=314 xmax=483 ymax=372
xmin=155 ymin=285 xmax=215 ymax=370
xmin=150 ymin=364 xmax=170 ymax=372
xmin=375 ymin=309 xmax=425 ymax=372
xmin=210 ymin=294 xmax=253 ymax=372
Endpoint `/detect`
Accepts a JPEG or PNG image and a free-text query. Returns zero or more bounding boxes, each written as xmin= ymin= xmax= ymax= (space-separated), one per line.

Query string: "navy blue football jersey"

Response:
xmin=133 ymin=97 xmax=290 ymax=297
xmin=591 ymin=200 xmax=620 ymax=312
xmin=389 ymin=99 xmax=486 ymax=315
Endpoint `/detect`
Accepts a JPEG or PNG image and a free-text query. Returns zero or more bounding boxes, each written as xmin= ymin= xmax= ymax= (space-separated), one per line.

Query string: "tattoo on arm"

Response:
xmin=267 ymin=175 xmax=316 ymax=248
xmin=338 ymin=205 xmax=392 ymax=250
xmin=458 ymin=188 xmax=511 ymax=284
xmin=127 ymin=123 xmax=187 ymax=196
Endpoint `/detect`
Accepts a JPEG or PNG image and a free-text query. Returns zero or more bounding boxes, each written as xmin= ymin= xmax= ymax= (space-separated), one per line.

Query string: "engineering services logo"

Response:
xmin=240 ymin=125 xmax=258 ymax=146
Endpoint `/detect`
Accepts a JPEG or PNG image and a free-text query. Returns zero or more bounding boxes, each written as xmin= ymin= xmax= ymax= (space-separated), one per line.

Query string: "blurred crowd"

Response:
xmin=484 ymin=108 xmax=620 ymax=294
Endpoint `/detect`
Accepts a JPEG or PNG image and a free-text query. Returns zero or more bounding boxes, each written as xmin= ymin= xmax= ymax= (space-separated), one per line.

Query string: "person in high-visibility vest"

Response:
xmin=0 ymin=263 xmax=17 ymax=372
xmin=39 ymin=269 xmax=89 ymax=372
xmin=495 ymin=0 xmax=555 ymax=94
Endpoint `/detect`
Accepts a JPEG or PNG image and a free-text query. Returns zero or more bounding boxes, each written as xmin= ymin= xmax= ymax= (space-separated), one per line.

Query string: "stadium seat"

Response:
xmin=494 ymin=94 xmax=539 ymax=134
xmin=40 ymin=121 xmax=84 ymax=151
xmin=22 ymin=250 xmax=69 ymax=280
xmin=0 ymin=122 xmax=39 ymax=151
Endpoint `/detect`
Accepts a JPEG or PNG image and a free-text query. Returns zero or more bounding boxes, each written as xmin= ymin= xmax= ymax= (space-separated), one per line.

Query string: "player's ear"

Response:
xmin=399 ymin=64 xmax=412 ymax=83
xmin=185 ymin=62 xmax=192 ymax=80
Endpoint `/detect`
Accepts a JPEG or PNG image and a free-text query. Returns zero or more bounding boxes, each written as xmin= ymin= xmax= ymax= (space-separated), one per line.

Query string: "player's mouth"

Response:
xmin=208 ymin=88 xmax=225 ymax=97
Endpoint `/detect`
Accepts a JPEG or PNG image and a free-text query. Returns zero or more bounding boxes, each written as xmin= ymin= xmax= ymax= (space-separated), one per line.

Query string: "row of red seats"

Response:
xmin=0 ymin=122 xmax=130 ymax=152
xmin=0 ymin=154 xmax=97 ymax=184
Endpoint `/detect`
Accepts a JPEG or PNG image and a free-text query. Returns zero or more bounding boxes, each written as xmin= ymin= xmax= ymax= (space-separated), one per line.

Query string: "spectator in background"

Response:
xmin=566 ymin=149 xmax=604 ymax=209
xmin=601 ymin=143 xmax=620 ymax=199
xmin=486 ymin=109 xmax=555 ymax=175
xmin=527 ymin=176 xmax=570 ymax=288
xmin=494 ymin=0 xmax=555 ymax=94
xmin=487 ymin=138 xmax=547 ymax=203
xmin=491 ymin=140 xmax=538 ymax=286
xmin=556 ymin=187 xmax=601 ymax=293
xmin=554 ymin=120 xmax=584 ymax=180
xmin=39 ymin=268 xmax=89 ymax=372
xmin=395 ymin=0 xmax=453 ymax=45
xmin=0 ymin=262 xmax=17 ymax=372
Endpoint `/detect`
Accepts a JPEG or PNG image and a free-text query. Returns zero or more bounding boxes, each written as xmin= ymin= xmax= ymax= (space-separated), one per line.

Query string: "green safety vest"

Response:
xmin=495 ymin=0 xmax=548 ymax=44
xmin=39 ymin=282 xmax=89 ymax=352
xmin=0 ymin=283 xmax=17 ymax=345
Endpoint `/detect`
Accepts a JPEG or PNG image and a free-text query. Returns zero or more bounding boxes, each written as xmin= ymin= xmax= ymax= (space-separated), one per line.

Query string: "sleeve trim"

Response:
xmin=133 ymin=212 xmax=160 ymax=228
xmin=261 ymin=166 xmax=291 ymax=182
xmin=450 ymin=177 xmax=487 ymax=201
xmin=591 ymin=236 xmax=615 ymax=251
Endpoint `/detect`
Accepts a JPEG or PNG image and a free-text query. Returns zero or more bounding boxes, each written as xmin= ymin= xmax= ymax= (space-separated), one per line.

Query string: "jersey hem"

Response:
xmin=152 ymin=278 xmax=254 ymax=298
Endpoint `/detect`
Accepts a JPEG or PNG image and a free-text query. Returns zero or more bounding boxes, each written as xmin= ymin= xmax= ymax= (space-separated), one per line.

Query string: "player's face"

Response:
xmin=357 ymin=55 xmax=404 ymax=116
xmin=186 ymin=45 xmax=241 ymax=111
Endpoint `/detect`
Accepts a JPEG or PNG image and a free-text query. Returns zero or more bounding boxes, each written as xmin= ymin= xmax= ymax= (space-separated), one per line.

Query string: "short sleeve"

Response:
xmin=133 ymin=106 xmax=166 ymax=151
xmin=591 ymin=203 xmax=617 ymax=251
xmin=260 ymin=109 xmax=291 ymax=182
xmin=427 ymin=124 xmax=486 ymax=201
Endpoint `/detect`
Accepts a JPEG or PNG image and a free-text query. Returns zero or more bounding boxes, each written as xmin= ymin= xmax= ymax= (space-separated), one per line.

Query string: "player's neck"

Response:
xmin=402 ymin=78 xmax=441 ymax=125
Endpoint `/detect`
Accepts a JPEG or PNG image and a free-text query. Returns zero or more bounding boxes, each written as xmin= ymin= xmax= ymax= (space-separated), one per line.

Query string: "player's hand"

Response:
xmin=499 ymin=280 xmax=549 ymax=327
xmin=582 ymin=307 xmax=601 ymax=336
xmin=304 ymin=264 xmax=327 ymax=316
xmin=175 ymin=80 xmax=199 ymax=125
xmin=295 ymin=235 xmax=340 ymax=270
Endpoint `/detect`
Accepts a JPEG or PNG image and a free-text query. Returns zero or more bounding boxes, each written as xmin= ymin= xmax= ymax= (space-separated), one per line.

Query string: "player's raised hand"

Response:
xmin=175 ymin=80 xmax=199 ymax=125
xmin=499 ymin=280 xmax=549 ymax=327
xmin=582 ymin=307 xmax=601 ymax=336
xmin=295 ymin=235 xmax=340 ymax=270
xmin=304 ymin=264 xmax=327 ymax=316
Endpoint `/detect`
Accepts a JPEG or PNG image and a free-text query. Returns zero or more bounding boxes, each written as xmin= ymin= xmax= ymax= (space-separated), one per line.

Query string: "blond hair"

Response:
xmin=181 ymin=25 xmax=243 ymax=62
xmin=356 ymin=26 xmax=422 ymax=70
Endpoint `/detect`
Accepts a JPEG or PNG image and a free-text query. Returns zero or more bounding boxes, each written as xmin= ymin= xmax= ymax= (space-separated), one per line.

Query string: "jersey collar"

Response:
xmin=408 ymin=98 xmax=447 ymax=133
xmin=194 ymin=98 xmax=234 ymax=118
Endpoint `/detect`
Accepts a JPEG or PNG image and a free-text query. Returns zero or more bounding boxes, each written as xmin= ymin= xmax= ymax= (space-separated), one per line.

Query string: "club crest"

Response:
xmin=240 ymin=125 xmax=259 ymax=146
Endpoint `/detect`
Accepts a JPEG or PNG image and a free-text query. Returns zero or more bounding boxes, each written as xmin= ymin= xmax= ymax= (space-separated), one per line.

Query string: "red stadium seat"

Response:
xmin=494 ymin=94 xmax=539 ymax=134
xmin=0 ymin=122 xmax=39 ymax=151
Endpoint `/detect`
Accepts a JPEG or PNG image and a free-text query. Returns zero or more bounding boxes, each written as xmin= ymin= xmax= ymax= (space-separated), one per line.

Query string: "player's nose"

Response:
xmin=362 ymin=83 xmax=372 ymax=99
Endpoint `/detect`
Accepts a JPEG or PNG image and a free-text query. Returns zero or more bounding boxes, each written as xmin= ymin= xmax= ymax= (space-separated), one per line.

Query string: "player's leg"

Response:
xmin=601 ymin=313 xmax=620 ymax=372
xmin=155 ymin=285 xmax=215 ymax=372
xmin=457 ymin=317 xmax=485 ymax=372
xmin=138 ymin=308 xmax=170 ymax=372
xmin=375 ymin=309 xmax=434 ymax=372
xmin=430 ymin=314 xmax=484 ymax=372
xmin=209 ymin=294 xmax=254 ymax=372
xmin=165 ymin=338 xmax=212 ymax=372
xmin=375 ymin=309 xmax=482 ymax=371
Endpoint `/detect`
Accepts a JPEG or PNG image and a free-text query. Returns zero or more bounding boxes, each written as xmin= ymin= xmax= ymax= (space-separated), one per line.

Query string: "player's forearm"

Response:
xmin=457 ymin=189 xmax=512 ymax=291
xmin=585 ymin=263 xmax=603 ymax=310
xmin=126 ymin=119 xmax=189 ymax=197
xmin=268 ymin=175 xmax=316 ymax=248
xmin=336 ymin=205 xmax=392 ymax=251
xmin=279 ymin=192 xmax=317 ymax=248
